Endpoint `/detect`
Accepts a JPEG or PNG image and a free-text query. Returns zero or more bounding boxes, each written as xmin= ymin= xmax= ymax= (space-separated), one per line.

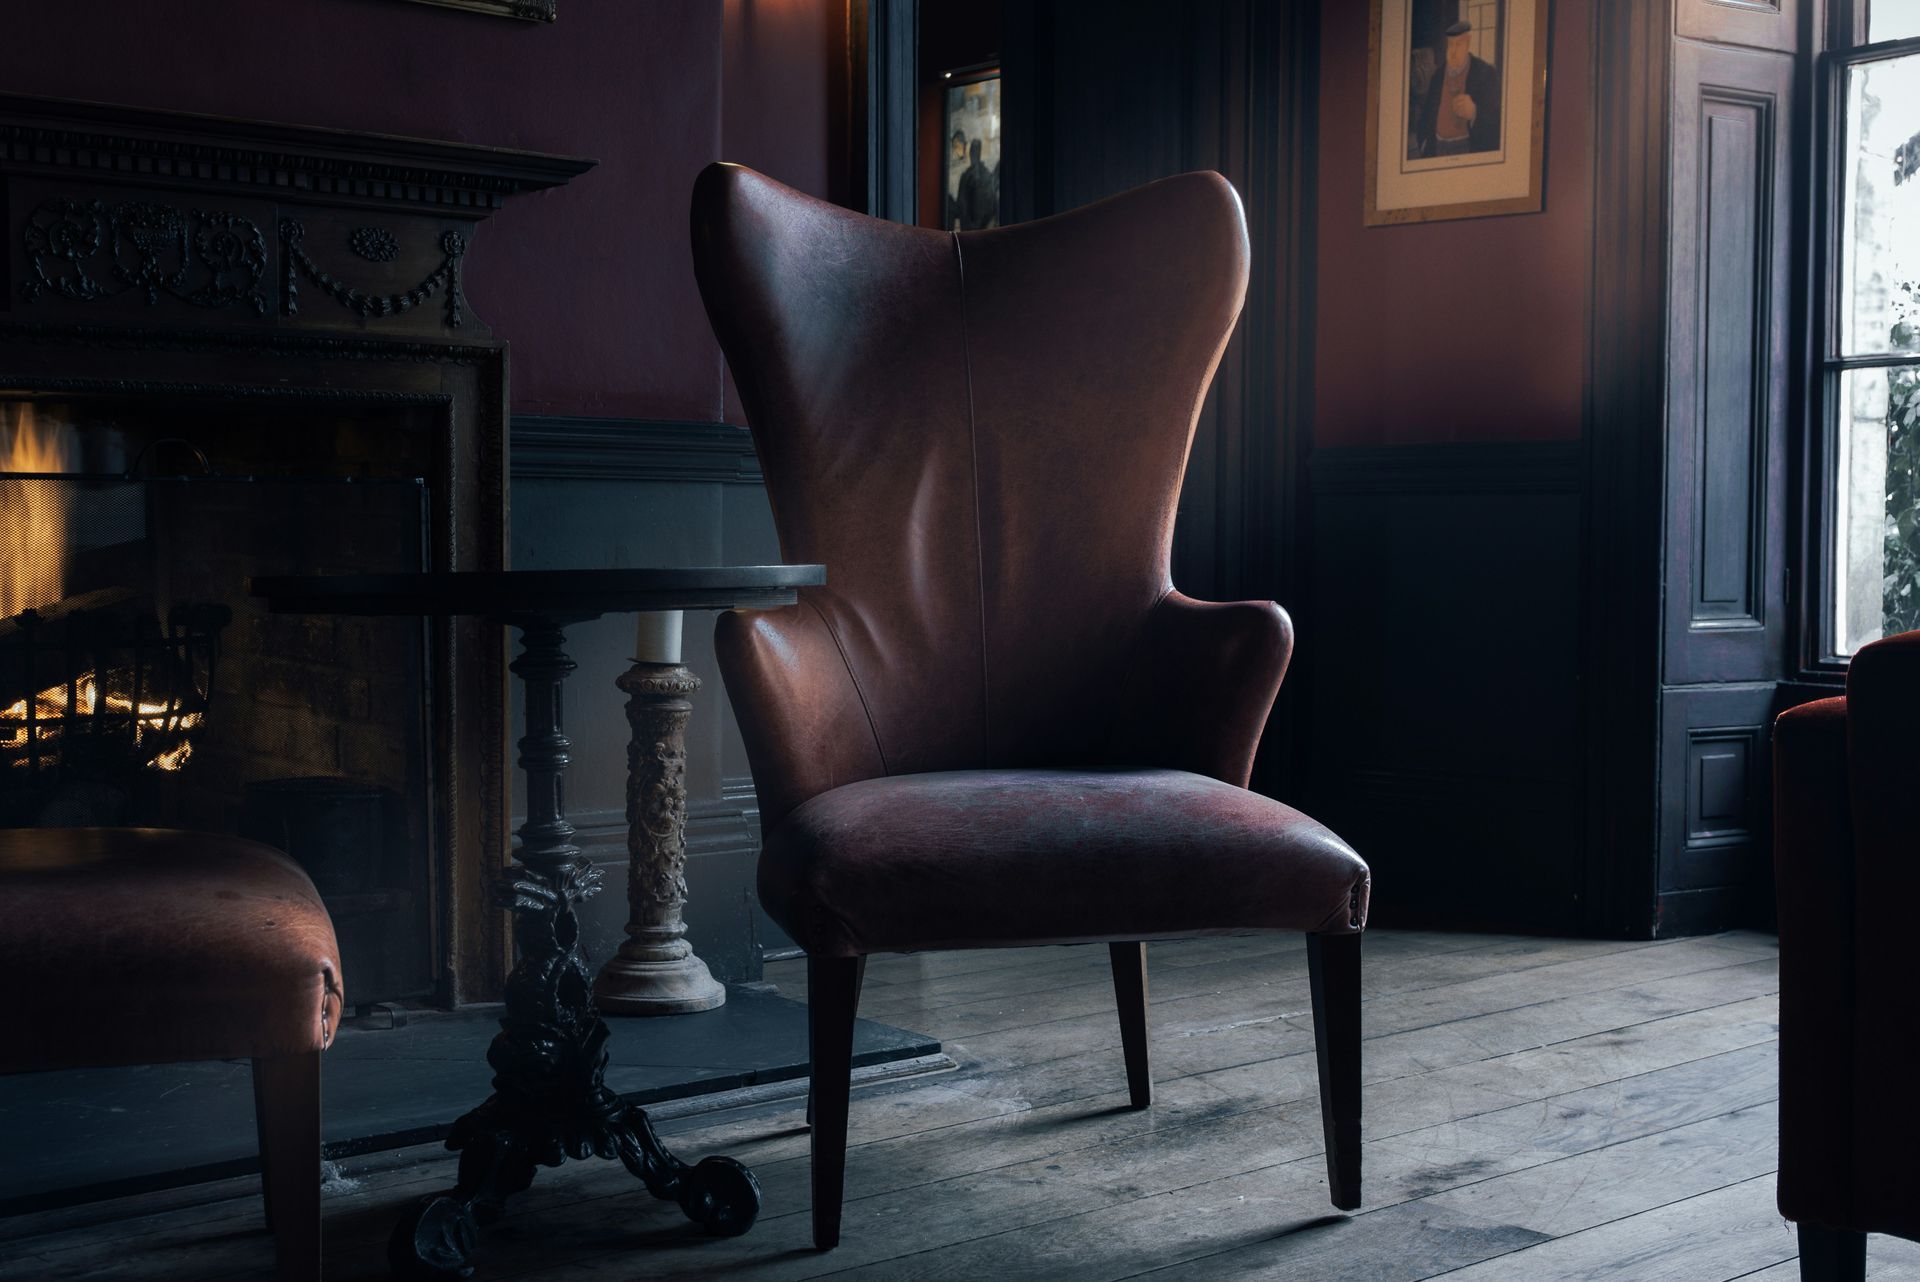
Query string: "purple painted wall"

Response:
xmin=6 ymin=0 xmax=841 ymax=422
xmin=1314 ymin=0 xmax=1594 ymax=447
xmin=723 ymin=0 xmax=843 ymax=199
xmin=720 ymin=0 xmax=849 ymax=424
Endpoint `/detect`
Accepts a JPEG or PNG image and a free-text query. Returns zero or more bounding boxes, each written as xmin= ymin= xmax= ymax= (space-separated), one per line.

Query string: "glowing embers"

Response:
xmin=0 ymin=402 xmax=227 ymax=807
xmin=0 ymin=598 xmax=229 ymax=825
xmin=0 ymin=667 xmax=206 ymax=773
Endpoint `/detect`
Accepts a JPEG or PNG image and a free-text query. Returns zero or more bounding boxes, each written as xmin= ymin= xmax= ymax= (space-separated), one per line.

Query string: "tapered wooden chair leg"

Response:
xmin=252 ymin=1060 xmax=277 ymax=1234
xmin=809 ymin=955 xmax=864 ymax=1250
xmin=806 ymin=957 xmax=864 ymax=1128
xmin=1797 ymin=1224 xmax=1867 ymax=1282
xmin=1109 ymin=942 xmax=1152 ymax=1108
xmin=253 ymin=1051 xmax=323 ymax=1282
xmin=1307 ymin=932 xmax=1362 ymax=1211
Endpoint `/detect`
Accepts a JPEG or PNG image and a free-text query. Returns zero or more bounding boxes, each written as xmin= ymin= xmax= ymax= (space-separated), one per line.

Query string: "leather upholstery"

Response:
xmin=691 ymin=164 xmax=1367 ymax=955
xmin=1774 ymin=630 xmax=1920 ymax=1245
xmin=763 ymin=769 xmax=1369 ymax=957
xmin=0 ymin=828 xmax=343 ymax=1074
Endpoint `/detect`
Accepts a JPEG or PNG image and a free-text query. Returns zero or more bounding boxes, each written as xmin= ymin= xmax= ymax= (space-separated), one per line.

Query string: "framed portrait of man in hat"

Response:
xmin=1365 ymin=0 xmax=1550 ymax=225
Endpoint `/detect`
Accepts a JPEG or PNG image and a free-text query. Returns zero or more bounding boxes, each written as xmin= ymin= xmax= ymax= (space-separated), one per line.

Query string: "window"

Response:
xmin=1825 ymin=17 xmax=1920 ymax=654
xmin=1871 ymin=0 xmax=1920 ymax=43
xmin=1462 ymin=1 xmax=1501 ymax=65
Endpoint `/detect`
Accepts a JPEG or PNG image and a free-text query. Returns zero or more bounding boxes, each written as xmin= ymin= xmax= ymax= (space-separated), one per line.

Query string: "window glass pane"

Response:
xmin=1834 ymin=366 xmax=1920 ymax=655
xmin=1840 ymin=52 xmax=1920 ymax=357
xmin=1870 ymin=0 xmax=1920 ymax=42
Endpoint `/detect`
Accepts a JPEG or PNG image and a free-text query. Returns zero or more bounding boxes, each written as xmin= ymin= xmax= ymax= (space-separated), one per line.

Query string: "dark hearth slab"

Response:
xmin=0 ymin=986 xmax=937 ymax=1215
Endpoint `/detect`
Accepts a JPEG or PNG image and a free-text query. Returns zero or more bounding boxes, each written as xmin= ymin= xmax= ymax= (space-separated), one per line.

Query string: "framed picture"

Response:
xmin=942 ymin=69 xmax=1001 ymax=231
xmin=1365 ymin=0 xmax=1549 ymax=225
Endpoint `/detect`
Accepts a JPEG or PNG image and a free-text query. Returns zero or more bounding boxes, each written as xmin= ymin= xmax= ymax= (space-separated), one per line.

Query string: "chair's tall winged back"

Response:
xmin=690 ymin=163 xmax=1366 ymax=1254
xmin=693 ymin=163 xmax=1275 ymax=827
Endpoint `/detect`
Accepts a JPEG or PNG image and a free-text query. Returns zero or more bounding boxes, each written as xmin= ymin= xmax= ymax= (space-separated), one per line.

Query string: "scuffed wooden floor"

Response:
xmin=5 ymin=929 xmax=1919 ymax=1280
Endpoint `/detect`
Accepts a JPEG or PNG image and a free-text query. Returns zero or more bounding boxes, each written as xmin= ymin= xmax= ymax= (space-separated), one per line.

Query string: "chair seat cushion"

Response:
xmin=0 ymin=828 xmax=343 ymax=1073
xmin=760 ymin=768 xmax=1370 ymax=957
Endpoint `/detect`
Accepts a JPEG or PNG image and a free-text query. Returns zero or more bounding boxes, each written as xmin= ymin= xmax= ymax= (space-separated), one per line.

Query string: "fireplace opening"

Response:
xmin=0 ymin=395 xmax=440 ymax=1005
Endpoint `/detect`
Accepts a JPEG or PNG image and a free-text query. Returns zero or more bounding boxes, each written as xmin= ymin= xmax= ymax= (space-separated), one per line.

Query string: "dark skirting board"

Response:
xmin=0 ymin=987 xmax=938 ymax=1214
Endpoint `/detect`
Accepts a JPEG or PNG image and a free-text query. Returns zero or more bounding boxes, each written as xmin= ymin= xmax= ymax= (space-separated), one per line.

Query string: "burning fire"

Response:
xmin=0 ymin=406 xmax=202 ymax=775
xmin=0 ymin=672 xmax=204 ymax=772
xmin=0 ymin=403 xmax=79 ymax=619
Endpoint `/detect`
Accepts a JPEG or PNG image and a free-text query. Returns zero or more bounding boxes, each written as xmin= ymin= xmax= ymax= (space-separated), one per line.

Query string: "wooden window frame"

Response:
xmin=1801 ymin=2 xmax=1920 ymax=672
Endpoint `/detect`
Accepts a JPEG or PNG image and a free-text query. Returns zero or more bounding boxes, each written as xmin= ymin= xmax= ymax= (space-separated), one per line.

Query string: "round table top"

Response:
xmin=251 ymin=565 xmax=824 ymax=620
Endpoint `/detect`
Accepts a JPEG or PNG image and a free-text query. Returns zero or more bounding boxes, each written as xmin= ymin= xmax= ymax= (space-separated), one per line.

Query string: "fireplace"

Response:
xmin=0 ymin=395 xmax=438 ymax=1001
xmin=0 ymin=95 xmax=594 ymax=1004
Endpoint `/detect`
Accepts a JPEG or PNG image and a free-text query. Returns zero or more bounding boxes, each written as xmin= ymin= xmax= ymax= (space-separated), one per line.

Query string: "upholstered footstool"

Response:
xmin=0 ymin=828 xmax=343 ymax=1282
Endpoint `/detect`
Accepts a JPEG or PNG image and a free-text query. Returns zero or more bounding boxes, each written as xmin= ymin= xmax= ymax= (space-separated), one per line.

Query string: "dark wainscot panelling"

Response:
xmin=1303 ymin=443 xmax=1585 ymax=932
xmin=1574 ymin=0 xmax=1816 ymax=942
xmin=510 ymin=416 xmax=788 ymax=981
xmin=513 ymin=416 xmax=762 ymax=485
xmin=1652 ymin=26 xmax=1798 ymax=934
xmin=1663 ymin=40 xmax=1792 ymax=687
xmin=1656 ymin=683 xmax=1783 ymax=934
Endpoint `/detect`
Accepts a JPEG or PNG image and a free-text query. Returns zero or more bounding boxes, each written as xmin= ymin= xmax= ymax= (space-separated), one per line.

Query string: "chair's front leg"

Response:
xmin=1797 ymin=1224 xmax=1867 ymax=1282
xmin=252 ymin=1051 xmax=323 ymax=1282
xmin=1109 ymin=942 xmax=1152 ymax=1108
xmin=1307 ymin=932 xmax=1361 ymax=1211
xmin=808 ymin=955 xmax=865 ymax=1250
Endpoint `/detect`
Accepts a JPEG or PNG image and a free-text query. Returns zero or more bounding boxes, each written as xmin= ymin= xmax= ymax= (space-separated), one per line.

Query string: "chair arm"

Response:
xmin=715 ymin=600 xmax=887 ymax=831
xmin=1102 ymin=591 xmax=1293 ymax=787
xmin=1771 ymin=696 xmax=1855 ymax=1228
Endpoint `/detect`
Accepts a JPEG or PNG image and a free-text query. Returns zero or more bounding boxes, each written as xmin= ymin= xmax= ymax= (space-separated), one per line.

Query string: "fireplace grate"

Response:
xmin=0 ymin=468 xmax=233 ymax=823
xmin=0 ymin=599 xmax=228 ymax=798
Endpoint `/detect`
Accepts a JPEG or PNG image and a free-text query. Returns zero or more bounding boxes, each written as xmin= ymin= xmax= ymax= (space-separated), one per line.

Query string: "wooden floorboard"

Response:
xmin=8 ymin=928 xmax=1920 ymax=1280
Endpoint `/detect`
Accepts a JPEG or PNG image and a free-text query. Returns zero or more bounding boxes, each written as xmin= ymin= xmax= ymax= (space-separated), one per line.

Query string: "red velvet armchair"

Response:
xmin=691 ymin=164 xmax=1371 ymax=1250
xmin=1774 ymin=629 xmax=1920 ymax=1281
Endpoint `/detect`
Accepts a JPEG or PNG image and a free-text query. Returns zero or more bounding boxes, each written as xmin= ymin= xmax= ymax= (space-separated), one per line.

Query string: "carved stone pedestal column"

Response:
xmin=593 ymin=660 xmax=727 ymax=1015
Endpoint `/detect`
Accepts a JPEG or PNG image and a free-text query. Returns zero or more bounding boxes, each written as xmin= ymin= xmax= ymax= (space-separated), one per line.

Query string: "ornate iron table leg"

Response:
xmin=593 ymin=660 xmax=727 ymax=1014
xmin=390 ymin=617 xmax=760 ymax=1281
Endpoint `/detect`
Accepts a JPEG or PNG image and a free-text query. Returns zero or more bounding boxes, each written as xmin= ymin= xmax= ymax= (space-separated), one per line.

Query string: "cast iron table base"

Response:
xmin=390 ymin=615 xmax=757 ymax=1279
xmin=254 ymin=568 xmax=822 ymax=1281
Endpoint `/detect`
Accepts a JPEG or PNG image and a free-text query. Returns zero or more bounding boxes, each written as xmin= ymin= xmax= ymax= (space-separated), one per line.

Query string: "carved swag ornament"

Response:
xmin=21 ymin=197 xmax=267 ymax=314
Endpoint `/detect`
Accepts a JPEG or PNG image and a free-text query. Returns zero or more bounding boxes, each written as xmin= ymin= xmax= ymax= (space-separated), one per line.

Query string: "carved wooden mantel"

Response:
xmin=0 ymin=93 xmax=594 ymax=340
xmin=0 ymin=94 xmax=596 ymax=1003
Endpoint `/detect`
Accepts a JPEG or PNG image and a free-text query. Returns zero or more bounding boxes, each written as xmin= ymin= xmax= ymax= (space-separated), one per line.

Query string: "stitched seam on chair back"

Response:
xmin=803 ymin=594 xmax=890 ymax=775
xmin=953 ymin=230 xmax=991 ymax=758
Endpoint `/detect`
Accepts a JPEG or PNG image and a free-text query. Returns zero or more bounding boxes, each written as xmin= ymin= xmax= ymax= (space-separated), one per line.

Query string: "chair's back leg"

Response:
xmin=808 ymin=955 xmax=864 ymax=1250
xmin=252 ymin=1051 xmax=323 ymax=1282
xmin=1108 ymin=942 xmax=1152 ymax=1109
xmin=1307 ymin=932 xmax=1362 ymax=1211
xmin=1796 ymin=1224 xmax=1867 ymax=1282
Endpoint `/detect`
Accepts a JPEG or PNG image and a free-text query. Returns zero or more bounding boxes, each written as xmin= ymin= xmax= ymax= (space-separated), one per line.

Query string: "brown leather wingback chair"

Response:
xmin=691 ymin=163 xmax=1371 ymax=1250
xmin=1774 ymin=629 xmax=1920 ymax=1282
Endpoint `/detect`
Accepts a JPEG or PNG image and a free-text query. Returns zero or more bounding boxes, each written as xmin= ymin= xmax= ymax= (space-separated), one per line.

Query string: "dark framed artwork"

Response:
xmin=942 ymin=68 xmax=1001 ymax=230
xmin=398 ymin=0 xmax=556 ymax=22
xmin=1365 ymin=0 xmax=1549 ymax=224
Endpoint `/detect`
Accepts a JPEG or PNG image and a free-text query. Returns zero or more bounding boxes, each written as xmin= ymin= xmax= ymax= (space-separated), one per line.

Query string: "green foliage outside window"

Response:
xmin=1887 ymin=282 xmax=1920 ymax=636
